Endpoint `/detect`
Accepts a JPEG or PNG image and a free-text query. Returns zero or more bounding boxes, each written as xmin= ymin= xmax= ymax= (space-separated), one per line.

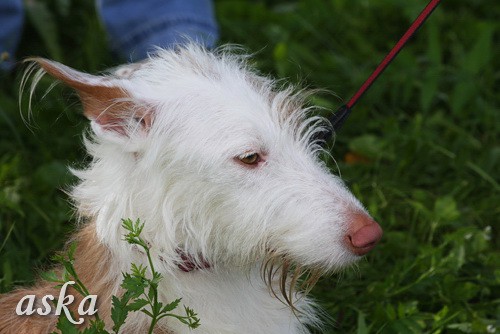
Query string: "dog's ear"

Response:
xmin=30 ymin=58 xmax=152 ymax=134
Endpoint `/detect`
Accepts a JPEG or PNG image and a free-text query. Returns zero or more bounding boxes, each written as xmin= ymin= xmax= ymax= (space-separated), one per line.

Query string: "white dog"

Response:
xmin=0 ymin=44 xmax=382 ymax=333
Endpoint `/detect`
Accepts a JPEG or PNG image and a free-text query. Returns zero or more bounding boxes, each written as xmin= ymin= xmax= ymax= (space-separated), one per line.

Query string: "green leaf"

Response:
xmin=121 ymin=273 xmax=147 ymax=299
xmin=121 ymin=218 xmax=145 ymax=237
xmin=122 ymin=219 xmax=148 ymax=249
xmin=40 ymin=270 xmax=65 ymax=283
xmin=121 ymin=218 xmax=135 ymax=234
xmin=81 ymin=319 xmax=109 ymax=334
xmin=127 ymin=298 xmax=149 ymax=311
xmin=61 ymin=260 xmax=78 ymax=279
xmin=150 ymin=272 xmax=163 ymax=286
xmin=433 ymin=196 xmax=460 ymax=223
xmin=181 ymin=306 xmax=201 ymax=329
xmin=153 ymin=301 xmax=164 ymax=314
xmin=67 ymin=242 xmax=78 ymax=259
xmin=53 ymin=310 xmax=80 ymax=334
xmin=130 ymin=263 xmax=147 ymax=278
xmin=62 ymin=269 xmax=71 ymax=283
xmin=162 ymin=299 xmax=181 ymax=313
xmin=111 ymin=295 xmax=129 ymax=333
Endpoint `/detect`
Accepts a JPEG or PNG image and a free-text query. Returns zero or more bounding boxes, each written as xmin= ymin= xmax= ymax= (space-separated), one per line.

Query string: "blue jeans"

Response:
xmin=0 ymin=0 xmax=218 ymax=71
xmin=98 ymin=0 xmax=218 ymax=61
xmin=0 ymin=0 xmax=24 ymax=71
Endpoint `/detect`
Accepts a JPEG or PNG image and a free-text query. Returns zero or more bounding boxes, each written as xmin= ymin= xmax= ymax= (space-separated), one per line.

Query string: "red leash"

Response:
xmin=324 ymin=0 xmax=441 ymax=135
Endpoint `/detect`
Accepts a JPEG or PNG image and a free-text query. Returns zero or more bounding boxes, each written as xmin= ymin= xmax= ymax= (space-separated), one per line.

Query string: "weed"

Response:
xmin=43 ymin=219 xmax=199 ymax=333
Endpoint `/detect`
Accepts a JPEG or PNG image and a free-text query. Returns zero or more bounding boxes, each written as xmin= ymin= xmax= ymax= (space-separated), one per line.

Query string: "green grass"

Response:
xmin=1 ymin=0 xmax=498 ymax=333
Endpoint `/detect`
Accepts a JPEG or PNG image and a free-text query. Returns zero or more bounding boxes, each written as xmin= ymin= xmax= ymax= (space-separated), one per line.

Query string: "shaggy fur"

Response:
xmin=0 ymin=44 xmax=381 ymax=333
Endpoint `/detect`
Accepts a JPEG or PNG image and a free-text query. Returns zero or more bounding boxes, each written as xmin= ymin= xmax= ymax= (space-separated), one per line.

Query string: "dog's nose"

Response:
xmin=345 ymin=211 xmax=383 ymax=256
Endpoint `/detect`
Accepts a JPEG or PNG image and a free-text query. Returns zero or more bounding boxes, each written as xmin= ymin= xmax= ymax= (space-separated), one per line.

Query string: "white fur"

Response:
xmin=39 ymin=45 xmax=371 ymax=333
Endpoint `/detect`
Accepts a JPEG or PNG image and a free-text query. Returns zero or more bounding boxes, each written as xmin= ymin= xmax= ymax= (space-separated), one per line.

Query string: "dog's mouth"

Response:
xmin=260 ymin=234 xmax=375 ymax=310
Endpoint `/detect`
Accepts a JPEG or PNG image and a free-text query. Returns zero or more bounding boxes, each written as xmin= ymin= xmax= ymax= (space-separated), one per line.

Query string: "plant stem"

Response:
xmin=144 ymin=238 xmax=159 ymax=334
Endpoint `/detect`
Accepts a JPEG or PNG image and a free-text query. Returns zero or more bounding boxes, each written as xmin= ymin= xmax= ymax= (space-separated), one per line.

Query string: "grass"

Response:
xmin=0 ymin=0 xmax=498 ymax=333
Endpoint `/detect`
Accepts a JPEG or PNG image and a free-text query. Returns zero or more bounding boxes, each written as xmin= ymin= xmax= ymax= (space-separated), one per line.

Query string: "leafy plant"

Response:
xmin=44 ymin=219 xmax=199 ymax=333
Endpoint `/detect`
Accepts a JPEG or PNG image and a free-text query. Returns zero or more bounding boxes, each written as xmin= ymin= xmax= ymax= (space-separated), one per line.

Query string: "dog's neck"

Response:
xmin=63 ymin=220 xmax=316 ymax=333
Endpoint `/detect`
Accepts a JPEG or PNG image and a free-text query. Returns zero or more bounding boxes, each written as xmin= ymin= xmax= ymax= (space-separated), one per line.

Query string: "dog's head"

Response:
xmin=28 ymin=45 xmax=381 ymax=281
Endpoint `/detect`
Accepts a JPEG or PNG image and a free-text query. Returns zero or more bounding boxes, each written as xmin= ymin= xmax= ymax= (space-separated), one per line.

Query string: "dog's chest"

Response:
xmin=157 ymin=269 xmax=312 ymax=334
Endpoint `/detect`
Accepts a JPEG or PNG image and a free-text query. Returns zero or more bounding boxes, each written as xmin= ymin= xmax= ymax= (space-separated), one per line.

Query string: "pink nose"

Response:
xmin=345 ymin=212 xmax=383 ymax=256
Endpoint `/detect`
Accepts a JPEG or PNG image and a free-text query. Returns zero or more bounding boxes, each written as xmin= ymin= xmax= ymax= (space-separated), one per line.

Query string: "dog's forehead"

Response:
xmin=158 ymin=84 xmax=279 ymax=147
xmin=134 ymin=59 xmax=284 ymax=122
xmin=124 ymin=47 xmax=314 ymax=152
xmin=145 ymin=61 xmax=268 ymax=104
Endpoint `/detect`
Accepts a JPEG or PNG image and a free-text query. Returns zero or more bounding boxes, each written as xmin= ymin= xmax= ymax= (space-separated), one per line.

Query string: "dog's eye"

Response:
xmin=238 ymin=153 xmax=260 ymax=165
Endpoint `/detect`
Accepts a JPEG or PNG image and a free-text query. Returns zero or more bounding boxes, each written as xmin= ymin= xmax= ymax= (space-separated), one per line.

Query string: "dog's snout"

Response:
xmin=345 ymin=211 xmax=383 ymax=256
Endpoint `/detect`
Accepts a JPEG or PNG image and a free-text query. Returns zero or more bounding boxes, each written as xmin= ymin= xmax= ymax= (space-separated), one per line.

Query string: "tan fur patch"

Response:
xmin=0 ymin=223 xmax=115 ymax=333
